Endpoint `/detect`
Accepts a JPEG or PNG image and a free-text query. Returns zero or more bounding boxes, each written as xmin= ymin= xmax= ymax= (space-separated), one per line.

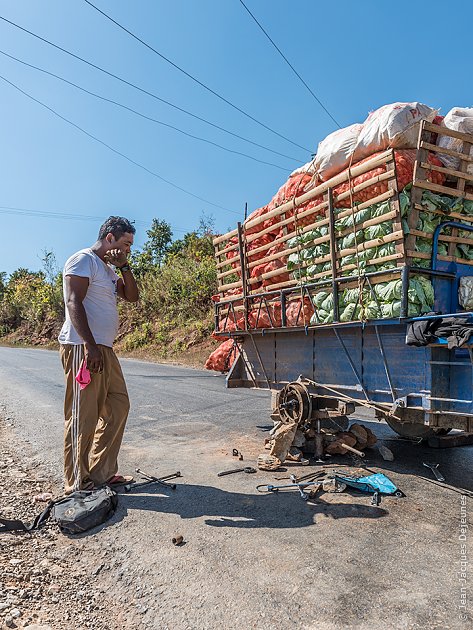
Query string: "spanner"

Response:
xmin=290 ymin=474 xmax=308 ymax=501
xmin=423 ymin=462 xmax=445 ymax=482
xmin=124 ymin=470 xmax=181 ymax=492
xmin=218 ymin=467 xmax=256 ymax=477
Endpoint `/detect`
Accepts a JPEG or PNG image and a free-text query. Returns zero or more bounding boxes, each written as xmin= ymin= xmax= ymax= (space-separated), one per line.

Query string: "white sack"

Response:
xmin=354 ymin=102 xmax=437 ymax=162
xmin=437 ymin=107 xmax=473 ymax=175
xmin=313 ymin=123 xmax=363 ymax=182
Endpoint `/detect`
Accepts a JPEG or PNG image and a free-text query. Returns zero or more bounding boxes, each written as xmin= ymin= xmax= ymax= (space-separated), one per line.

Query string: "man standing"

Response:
xmin=58 ymin=216 xmax=139 ymax=494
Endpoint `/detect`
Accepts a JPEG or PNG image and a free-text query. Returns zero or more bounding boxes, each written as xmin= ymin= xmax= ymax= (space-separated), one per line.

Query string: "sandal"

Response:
xmin=108 ymin=474 xmax=134 ymax=486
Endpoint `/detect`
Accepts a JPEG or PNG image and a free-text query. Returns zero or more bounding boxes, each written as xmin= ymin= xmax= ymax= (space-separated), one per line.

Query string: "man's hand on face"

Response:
xmin=85 ymin=342 xmax=103 ymax=373
xmin=104 ymin=248 xmax=128 ymax=268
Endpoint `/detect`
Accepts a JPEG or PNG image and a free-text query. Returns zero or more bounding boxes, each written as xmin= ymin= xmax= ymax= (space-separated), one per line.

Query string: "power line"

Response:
xmin=0 ymin=49 xmax=291 ymax=172
xmin=83 ymin=0 xmax=311 ymax=153
xmin=0 ymin=14 xmax=303 ymax=163
xmin=0 ymin=72 xmax=242 ymax=215
xmin=0 ymin=205 xmax=192 ymax=233
xmin=239 ymin=0 xmax=342 ymax=129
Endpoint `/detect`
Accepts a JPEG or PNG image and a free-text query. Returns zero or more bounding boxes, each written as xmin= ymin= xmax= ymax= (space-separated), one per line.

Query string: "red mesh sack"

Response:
xmin=205 ymin=339 xmax=239 ymax=372
xmin=286 ymin=298 xmax=314 ymax=327
xmin=332 ymin=149 xmax=445 ymax=208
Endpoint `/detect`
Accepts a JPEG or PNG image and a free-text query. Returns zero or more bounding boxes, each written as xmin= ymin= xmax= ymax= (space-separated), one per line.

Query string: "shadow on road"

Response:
xmin=99 ymin=483 xmax=388 ymax=533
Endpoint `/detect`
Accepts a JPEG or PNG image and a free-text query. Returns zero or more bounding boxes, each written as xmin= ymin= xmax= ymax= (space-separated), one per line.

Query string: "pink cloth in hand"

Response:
xmin=75 ymin=359 xmax=91 ymax=390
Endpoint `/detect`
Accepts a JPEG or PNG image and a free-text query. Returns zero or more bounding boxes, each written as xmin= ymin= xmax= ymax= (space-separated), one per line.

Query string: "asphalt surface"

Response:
xmin=0 ymin=346 xmax=472 ymax=629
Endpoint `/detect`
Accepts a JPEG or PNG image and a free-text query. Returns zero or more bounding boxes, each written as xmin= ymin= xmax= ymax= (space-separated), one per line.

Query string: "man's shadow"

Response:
xmin=76 ymin=481 xmax=388 ymax=537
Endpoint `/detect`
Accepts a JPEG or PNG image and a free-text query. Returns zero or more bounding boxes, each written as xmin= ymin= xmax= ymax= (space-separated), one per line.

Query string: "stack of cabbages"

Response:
xmin=286 ymin=186 xmax=473 ymax=324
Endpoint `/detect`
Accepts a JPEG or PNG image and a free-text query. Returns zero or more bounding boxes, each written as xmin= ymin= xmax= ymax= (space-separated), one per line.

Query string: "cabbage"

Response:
xmin=340 ymin=254 xmax=357 ymax=267
xmin=340 ymin=232 xmax=358 ymax=250
xmin=464 ymin=200 xmax=473 ymax=216
xmin=400 ymin=190 xmax=410 ymax=216
xmin=340 ymin=303 xmax=360 ymax=322
xmin=364 ymin=221 xmax=391 ymax=241
xmin=321 ymin=294 xmax=334 ymax=313
xmin=378 ymin=242 xmax=396 ymax=257
xmin=381 ymin=301 xmax=401 ymax=318
xmin=344 ymin=287 xmax=360 ymax=304
xmin=301 ymin=230 xmax=317 ymax=243
xmin=418 ymin=214 xmax=441 ymax=234
xmin=371 ymin=201 xmax=391 ymax=219
xmin=415 ymin=275 xmax=434 ymax=306
xmin=314 ymin=244 xmax=330 ymax=257
xmin=375 ymin=279 xmax=402 ymax=301
xmin=300 ymin=247 xmax=315 ymax=261
xmin=306 ymin=264 xmax=321 ymax=277
xmin=313 ymin=291 xmax=330 ymax=308
xmin=362 ymin=301 xmax=382 ymax=320
xmin=354 ymin=207 xmax=372 ymax=224
xmin=317 ymin=309 xmax=333 ymax=324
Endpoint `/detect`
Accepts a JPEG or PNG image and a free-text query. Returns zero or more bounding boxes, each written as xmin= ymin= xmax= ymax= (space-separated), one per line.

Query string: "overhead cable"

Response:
xmin=0 ymin=72 xmax=241 ymax=215
xmin=239 ymin=0 xmax=342 ymax=129
xmin=0 ymin=205 xmax=189 ymax=232
xmin=83 ymin=0 xmax=311 ymax=152
xmin=0 ymin=49 xmax=291 ymax=172
xmin=0 ymin=14 xmax=303 ymax=163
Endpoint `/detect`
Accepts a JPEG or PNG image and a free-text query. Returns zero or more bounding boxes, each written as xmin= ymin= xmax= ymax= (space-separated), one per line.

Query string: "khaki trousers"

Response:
xmin=60 ymin=344 xmax=130 ymax=494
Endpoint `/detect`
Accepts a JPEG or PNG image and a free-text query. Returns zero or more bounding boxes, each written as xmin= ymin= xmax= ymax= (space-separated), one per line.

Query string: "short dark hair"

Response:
xmin=98 ymin=216 xmax=136 ymax=240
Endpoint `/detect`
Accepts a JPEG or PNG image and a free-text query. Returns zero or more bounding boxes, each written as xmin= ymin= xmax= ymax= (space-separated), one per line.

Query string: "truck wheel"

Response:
xmin=385 ymin=416 xmax=451 ymax=439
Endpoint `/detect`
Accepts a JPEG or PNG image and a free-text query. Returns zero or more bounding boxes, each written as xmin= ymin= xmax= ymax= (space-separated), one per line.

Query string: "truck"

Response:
xmin=211 ymin=118 xmax=473 ymax=444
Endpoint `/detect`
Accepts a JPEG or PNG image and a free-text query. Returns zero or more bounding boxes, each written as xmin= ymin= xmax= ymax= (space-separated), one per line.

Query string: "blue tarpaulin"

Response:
xmin=335 ymin=473 xmax=399 ymax=495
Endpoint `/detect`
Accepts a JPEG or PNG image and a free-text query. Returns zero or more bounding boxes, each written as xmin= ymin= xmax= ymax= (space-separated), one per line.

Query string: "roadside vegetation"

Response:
xmin=0 ymin=217 xmax=218 ymax=365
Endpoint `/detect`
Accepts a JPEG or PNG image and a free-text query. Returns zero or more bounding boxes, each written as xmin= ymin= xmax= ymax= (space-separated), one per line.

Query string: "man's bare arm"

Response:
xmin=116 ymin=269 xmax=139 ymax=302
xmin=64 ymin=275 xmax=103 ymax=372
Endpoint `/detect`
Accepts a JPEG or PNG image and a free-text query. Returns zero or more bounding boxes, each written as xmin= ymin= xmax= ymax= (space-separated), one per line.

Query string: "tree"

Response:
xmin=143 ymin=219 xmax=173 ymax=267
xmin=0 ymin=272 xmax=6 ymax=300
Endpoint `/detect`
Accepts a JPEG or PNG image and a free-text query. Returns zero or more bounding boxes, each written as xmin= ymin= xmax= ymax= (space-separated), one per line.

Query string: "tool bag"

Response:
xmin=52 ymin=487 xmax=118 ymax=534
xmin=0 ymin=486 xmax=118 ymax=535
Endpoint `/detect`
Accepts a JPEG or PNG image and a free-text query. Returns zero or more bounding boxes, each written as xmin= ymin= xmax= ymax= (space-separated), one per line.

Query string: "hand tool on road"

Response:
xmin=290 ymin=474 xmax=308 ymax=501
xmin=124 ymin=470 xmax=181 ymax=492
xmin=423 ymin=462 xmax=445 ymax=482
xmin=217 ymin=466 xmax=256 ymax=477
xmin=256 ymin=480 xmax=322 ymax=493
xmin=232 ymin=449 xmax=243 ymax=460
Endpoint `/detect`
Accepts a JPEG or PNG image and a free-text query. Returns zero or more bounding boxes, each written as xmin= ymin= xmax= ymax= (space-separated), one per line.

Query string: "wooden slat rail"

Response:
xmin=244 ymin=150 xmax=394 ymax=232
xmin=216 ymin=255 xmax=239 ymax=270
xmin=423 ymin=121 xmax=473 ymax=144
xmin=213 ymin=228 xmax=238 ymax=246
xmin=421 ymin=141 xmax=473 ymax=163
xmin=410 ymin=229 xmax=473 ymax=247
xmin=413 ymin=179 xmax=473 ymax=202
xmin=247 ymin=204 xmax=400 ymax=284
xmin=407 ymin=250 xmax=473 ymax=267
xmin=413 ymin=203 xmax=473 ymax=223
xmin=420 ymin=161 xmax=473 ymax=184
xmin=245 ymin=188 xmax=395 ymax=263
xmin=244 ymin=168 xmax=395 ymax=245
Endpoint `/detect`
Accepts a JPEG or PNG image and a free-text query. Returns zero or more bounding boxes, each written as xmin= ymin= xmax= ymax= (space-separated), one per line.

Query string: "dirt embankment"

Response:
xmin=0 ymin=417 xmax=139 ymax=630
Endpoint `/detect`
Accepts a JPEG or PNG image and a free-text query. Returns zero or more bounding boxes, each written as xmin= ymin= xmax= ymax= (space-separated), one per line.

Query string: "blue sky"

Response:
xmin=0 ymin=0 xmax=471 ymax=276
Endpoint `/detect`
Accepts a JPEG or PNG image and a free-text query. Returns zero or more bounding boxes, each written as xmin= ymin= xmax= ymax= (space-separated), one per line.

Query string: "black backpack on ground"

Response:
xmin=0 ymin=486 xmax=118 ymax=535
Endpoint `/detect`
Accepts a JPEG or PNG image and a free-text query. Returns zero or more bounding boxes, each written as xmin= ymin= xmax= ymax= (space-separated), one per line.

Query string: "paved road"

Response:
xmin=0 ymin=346 xmax=472 ymax=629
xmin=0 ymin=346 xmax=270 ymax=476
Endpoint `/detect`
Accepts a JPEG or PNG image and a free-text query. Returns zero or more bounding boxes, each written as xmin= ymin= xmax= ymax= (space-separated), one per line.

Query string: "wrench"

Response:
xmin=218 ymin=467 xmax=256 ymax=477
xmin=423 ymin=462 xmax=445 ymax=482
xmin=290 ymin=474 xmax=308 ymax=501
xmin=124 ymin=470 xmax=181 ymax=492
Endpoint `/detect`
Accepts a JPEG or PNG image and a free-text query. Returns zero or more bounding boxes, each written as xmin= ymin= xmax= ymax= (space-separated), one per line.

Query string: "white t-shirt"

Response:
xmin=58 ymin=248 xmax=120 ymax=348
